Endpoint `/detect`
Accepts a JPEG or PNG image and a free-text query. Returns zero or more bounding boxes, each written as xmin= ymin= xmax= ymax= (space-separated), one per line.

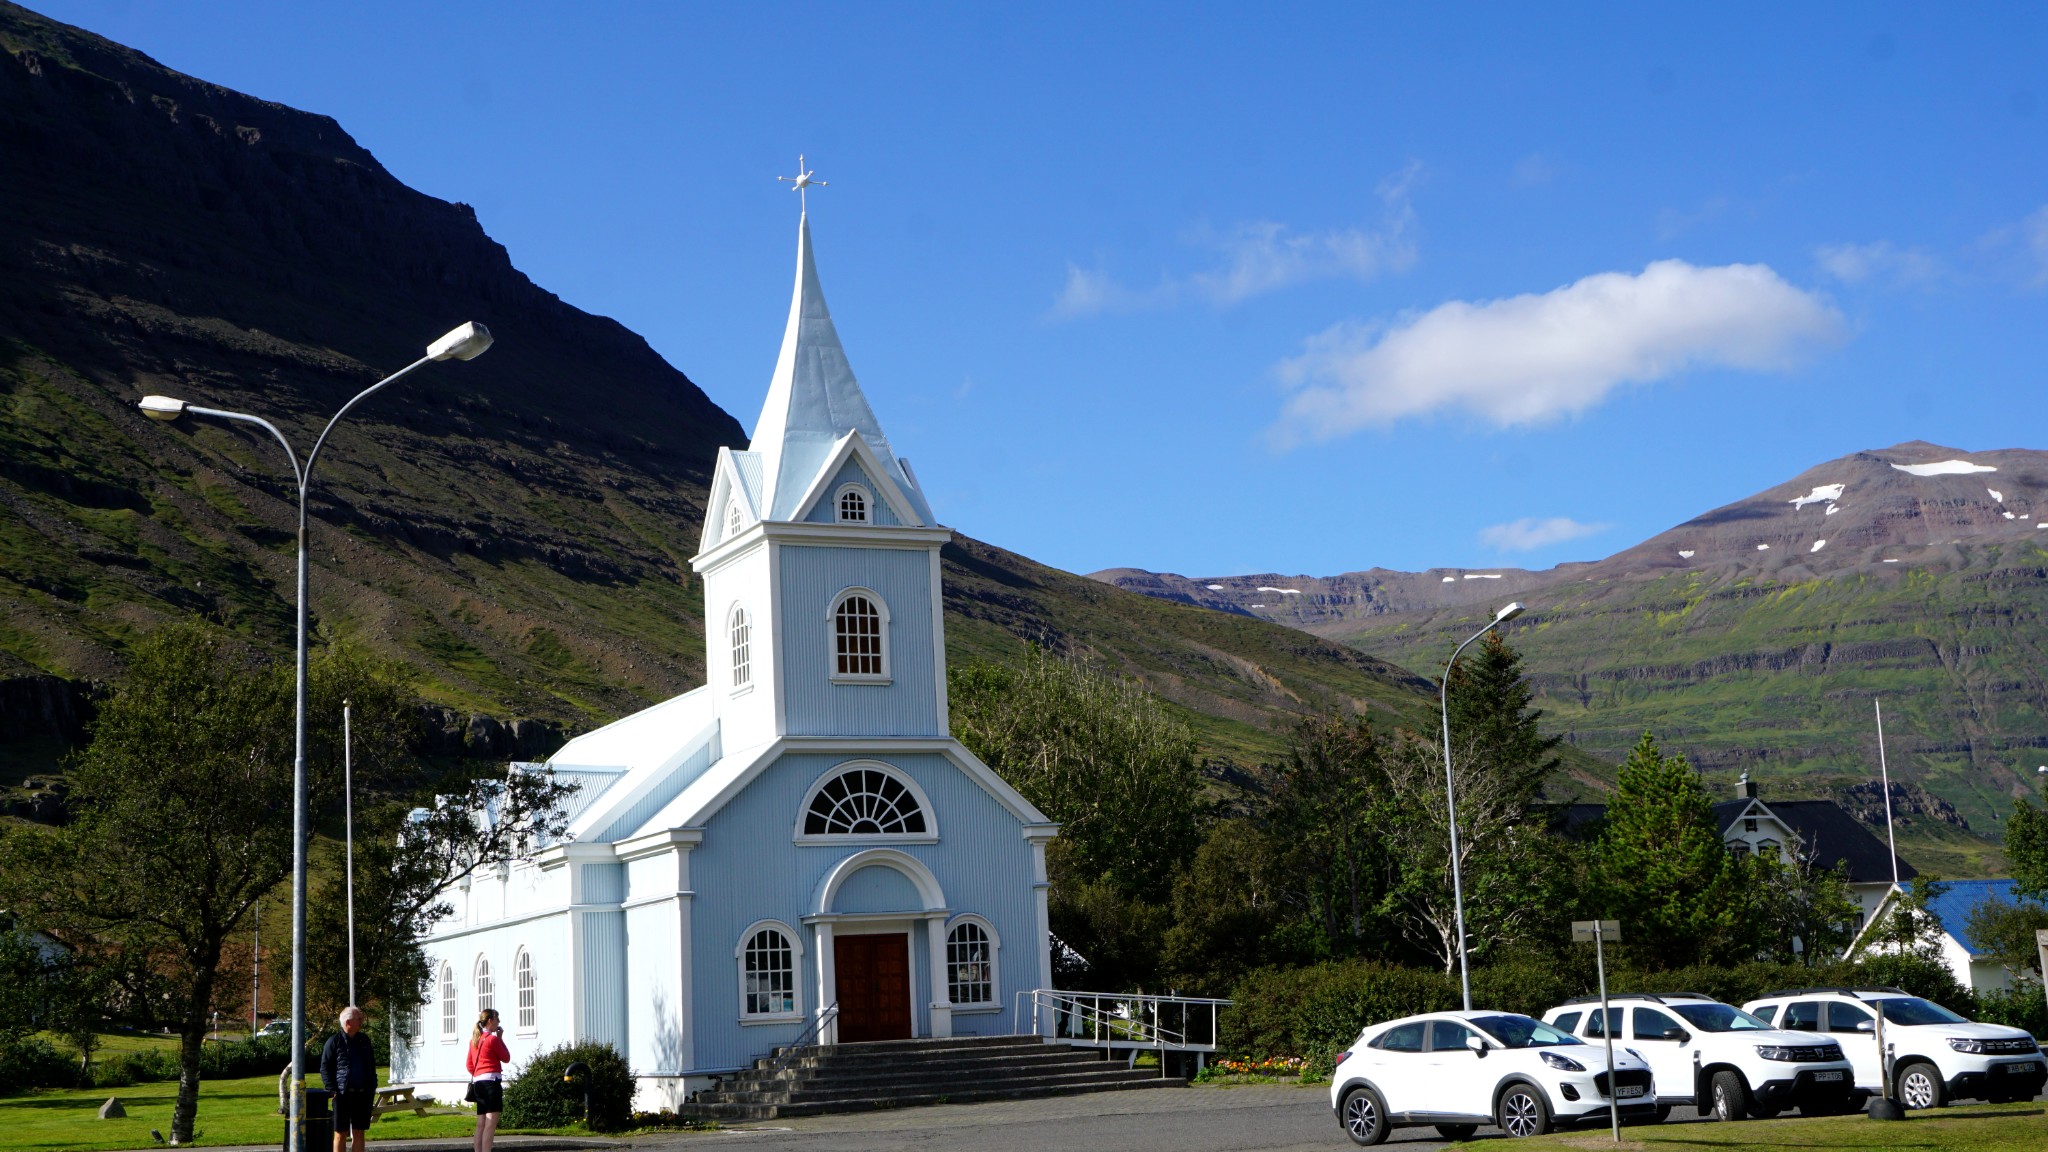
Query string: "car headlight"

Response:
xmin=1541 ymin=1051 xmax=1586 ymax=1072
xmin=1948 ymin=1038 xmax=1986 ymax=1054
xmin=1755 ymin=1046 xmax=1801 ymax=1061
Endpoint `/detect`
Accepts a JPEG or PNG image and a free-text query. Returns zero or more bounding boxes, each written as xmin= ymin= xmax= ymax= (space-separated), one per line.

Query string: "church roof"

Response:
xmin=748 ymin=212 xmax=933 ymax=524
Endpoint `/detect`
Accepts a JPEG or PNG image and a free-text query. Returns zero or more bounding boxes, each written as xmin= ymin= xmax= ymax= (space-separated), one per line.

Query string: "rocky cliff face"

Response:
xmin=1097 ymin=442 xmax=2048 ymax=868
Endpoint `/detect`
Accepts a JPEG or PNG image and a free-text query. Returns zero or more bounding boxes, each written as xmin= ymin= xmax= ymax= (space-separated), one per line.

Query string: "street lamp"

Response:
xmin=1439 ymin=600 xmax=1525 ymax=1012
xmin=137 ymin=320 xmax=492 ymax=1152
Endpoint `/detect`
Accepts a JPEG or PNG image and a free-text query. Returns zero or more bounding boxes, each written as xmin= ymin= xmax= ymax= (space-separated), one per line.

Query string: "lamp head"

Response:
xmin=1493 ymin=601 xmax=1526 ymax=624
xmin=138 ymin=395 xmax=187 ymax=422
xmin=427 ymin=321 xmax=493 ymax=362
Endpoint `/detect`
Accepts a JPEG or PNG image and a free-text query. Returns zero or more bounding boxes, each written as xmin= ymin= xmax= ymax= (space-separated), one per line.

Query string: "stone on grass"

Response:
xmin=98 ymin=1097 xmax=125 ymax=1119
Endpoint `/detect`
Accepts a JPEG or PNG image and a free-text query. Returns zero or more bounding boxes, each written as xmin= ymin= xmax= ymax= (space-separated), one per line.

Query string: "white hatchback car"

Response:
xmin=1742 ymin=987 xmax=2047 ymax=1108
xmin=1329 ymin=1010 xmax=1657 ymax=1145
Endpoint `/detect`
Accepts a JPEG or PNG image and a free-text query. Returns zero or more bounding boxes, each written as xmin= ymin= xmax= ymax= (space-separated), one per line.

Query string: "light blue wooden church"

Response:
xmin=394 ymin=207 xmax=1057 ymax=1108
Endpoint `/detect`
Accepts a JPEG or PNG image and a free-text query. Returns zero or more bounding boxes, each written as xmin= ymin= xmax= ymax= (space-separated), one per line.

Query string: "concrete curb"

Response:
xmin=193 ymin=1139 xmax=628 ymax=1152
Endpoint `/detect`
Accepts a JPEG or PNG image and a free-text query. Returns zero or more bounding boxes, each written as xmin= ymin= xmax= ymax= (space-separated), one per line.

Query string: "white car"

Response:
xmin=1329 ymin=1010 xmax=1657 ymax=1144
xmin=1541 ymin=993 xmax=1862 ymax=1120
xmin=1742 ymin=987 xmax=2047 ymax=1108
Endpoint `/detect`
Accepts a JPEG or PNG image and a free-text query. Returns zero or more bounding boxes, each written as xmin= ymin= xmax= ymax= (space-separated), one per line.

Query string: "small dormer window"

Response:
xmin=836 ymin=484 xmax=869 ymax=523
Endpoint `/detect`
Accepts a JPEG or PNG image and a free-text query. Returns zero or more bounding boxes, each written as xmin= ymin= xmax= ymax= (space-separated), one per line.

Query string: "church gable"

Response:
xmin=700 ymin=449 xmax=763 ymax=553
xmin=799 ymin=456 xmax=903 ymax=526
xmin=787 ymin=432 xmax=922 ymax=528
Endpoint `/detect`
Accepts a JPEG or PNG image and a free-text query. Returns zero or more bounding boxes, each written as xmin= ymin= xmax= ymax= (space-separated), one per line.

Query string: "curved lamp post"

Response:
xmin=139 ymin=321 xmax=492 ymax=1152
xmin=1439 ymin=600 xmax=1525 ymax=1012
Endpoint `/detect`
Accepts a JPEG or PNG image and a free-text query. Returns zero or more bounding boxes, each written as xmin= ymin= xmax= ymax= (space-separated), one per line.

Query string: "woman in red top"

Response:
xmin=466 ymin=1009 xmax=511 ymax=1152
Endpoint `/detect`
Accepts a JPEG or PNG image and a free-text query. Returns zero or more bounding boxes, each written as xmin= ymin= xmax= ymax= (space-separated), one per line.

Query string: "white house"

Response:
xmin=1854 ymin=878 xmax=2039 ymax=995
xmin=391 ymin=207 xmax=1057 ymax=1109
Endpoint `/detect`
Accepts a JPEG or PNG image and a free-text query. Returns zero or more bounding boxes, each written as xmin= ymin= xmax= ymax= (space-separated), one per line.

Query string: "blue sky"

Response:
xmin=39 ymin=2 xmax=2048 ymax=578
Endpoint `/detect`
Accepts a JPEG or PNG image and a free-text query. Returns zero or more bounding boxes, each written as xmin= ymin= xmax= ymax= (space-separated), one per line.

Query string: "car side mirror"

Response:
xmin=1856 ymin=1020 xmax=1875 ymax=1033
xmin=1466 ymin=1036 xmax=1488 ymax=1058
xmin=1673 ymin=1029 xmax=1692 ymax=1045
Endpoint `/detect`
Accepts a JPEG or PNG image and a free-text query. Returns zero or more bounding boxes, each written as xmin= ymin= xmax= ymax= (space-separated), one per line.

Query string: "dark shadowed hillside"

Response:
xmin=0 ymin=2 xmax=1445 ymax=789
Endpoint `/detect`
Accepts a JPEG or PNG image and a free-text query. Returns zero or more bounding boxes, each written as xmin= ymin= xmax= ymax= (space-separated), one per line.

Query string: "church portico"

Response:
xmin=402 ymin=182 xmax=1057 ymax=1111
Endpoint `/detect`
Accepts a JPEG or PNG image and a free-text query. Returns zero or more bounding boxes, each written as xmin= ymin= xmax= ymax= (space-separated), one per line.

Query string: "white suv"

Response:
xmin=1742 ymin=987 xmax=2047 ymax=1109
xmin=1329 ymin=1010 xmax=1656 ymax=1145
xmin=1541 ymin=993 xmax=1861 ymax=1121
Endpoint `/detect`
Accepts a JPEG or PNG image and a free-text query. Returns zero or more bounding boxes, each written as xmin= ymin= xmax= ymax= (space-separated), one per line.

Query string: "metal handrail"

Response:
xmin=764 ymin=1003 xmax=839 ymax=1078
xmin=1014 ymin=989 xmax=1230 ymax=1054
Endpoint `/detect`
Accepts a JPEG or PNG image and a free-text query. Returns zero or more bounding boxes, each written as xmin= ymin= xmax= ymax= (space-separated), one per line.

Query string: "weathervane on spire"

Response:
xmin=777 ymin=154 xmax=827 ymax=212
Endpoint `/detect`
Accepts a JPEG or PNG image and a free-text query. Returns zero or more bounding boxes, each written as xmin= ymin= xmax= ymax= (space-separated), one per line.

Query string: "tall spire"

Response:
xmin=748 ymin=209 xmax=918 ymax=521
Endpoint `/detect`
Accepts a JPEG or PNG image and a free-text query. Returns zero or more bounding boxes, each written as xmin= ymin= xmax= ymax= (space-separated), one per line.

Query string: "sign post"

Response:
xmin=2037 ymin=930 xmax=2048 ymax=1025
xmin=1573 ymin=920 xmax=1623 ymax=1143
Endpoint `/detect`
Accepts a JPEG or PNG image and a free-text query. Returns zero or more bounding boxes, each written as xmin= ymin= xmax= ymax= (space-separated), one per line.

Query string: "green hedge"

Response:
xmin=502 ymin=1041 xmax=633 ymax=1132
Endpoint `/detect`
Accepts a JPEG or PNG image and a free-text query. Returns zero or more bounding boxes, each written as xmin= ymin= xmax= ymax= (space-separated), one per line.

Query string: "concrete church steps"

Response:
xmin=685 ymin=1035 xmax=1186 ymax=1119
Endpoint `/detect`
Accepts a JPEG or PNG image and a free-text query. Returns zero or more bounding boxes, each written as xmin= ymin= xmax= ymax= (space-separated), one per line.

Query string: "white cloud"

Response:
xmin=1048 ymin=164 xmax=1419 ymax=319
xmin=1815 ymin=241 xmax=1942 ymax=285
xmin=1478 ymin=517 xmax=1610 ymax=552
xmin=1267 ymin=259 xmax=1844 ymax=444
xmin=1511 ymin=152 xmax=1560 ymax=187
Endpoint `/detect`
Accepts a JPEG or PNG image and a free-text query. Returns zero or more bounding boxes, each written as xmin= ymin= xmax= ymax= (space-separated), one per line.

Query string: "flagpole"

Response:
xmin=1874 ymin=699 xmax=1901 ymax=887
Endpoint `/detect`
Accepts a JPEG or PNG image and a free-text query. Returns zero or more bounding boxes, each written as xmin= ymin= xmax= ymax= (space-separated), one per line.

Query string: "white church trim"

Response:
xmin=792 ymin=760 xmax=939 ymax=844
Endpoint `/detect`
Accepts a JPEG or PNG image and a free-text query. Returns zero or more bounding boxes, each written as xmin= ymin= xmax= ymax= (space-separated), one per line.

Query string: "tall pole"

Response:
xmin=1874 ymin=700 xmax=1901 ymax=887
xmin=1439 ymin=603 xmax=1524 ymax=1012
xmin=344 ymin=700 xmax=356 ymax=1007
xmin=252 ymin=916 xmax=260 ymax=1037
xmin=1594 ymin=922 xmax=1617 ymax=1143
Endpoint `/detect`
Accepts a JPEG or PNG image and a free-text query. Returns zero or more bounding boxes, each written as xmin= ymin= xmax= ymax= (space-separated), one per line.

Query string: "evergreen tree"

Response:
xmin=1594 ymin=732 xmax=1747 ymax=967
xmin=1263 ymin=715 xmax=1391 ymax=958
xmin=1445 ymin=631 xmax=1563 ymax=806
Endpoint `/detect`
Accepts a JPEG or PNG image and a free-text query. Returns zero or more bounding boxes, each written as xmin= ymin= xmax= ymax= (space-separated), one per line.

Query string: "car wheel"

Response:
xmin=1434 ymin=1123 xmax=1478 ymax=1141
xmin=1497 ymin=1084 xmax=1550 ymax=1138
xmin=1339 ymin=1086 xmax=1388 ymax=1146
xmin=1896 ymin=1062 xmax=1946 ymax=1110
xmin=1709 ymin=1070 xmax=1750 ymax=1122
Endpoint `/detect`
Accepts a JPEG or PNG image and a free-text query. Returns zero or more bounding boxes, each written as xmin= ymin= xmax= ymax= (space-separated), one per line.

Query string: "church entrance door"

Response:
xmin=834 ymin=932 xmax=912 ymax=1042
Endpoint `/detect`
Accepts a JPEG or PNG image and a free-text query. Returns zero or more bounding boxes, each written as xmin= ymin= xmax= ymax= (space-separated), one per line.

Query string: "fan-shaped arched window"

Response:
xmin=837 ymin=484 xmax=869 ymax=523
xmin=738 ymin=923 xmax=800 ymax=1020
xmin=439 ymin=962 xmax=457 ymax=1038
xmin=830 ymin=590 xmax=887 ymax=679
xmin=474 ymin=956 xmax=494 ymax=1015
xmin=802 ymin=765 xmax=929 ymax=836
xmin=514 ymin=949 xmax=536 ymax=1031
xmin=946 ymin=919 xmax=996 ymax=1006
xmin=729 ymin=605 xmax=752 ymax=691
xmin=726 ymin=499 xmax=744 ymax=539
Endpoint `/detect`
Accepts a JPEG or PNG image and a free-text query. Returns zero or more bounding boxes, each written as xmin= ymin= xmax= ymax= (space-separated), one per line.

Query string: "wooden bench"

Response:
xmin=372 ymin=1085 xmax=430 ymax=1118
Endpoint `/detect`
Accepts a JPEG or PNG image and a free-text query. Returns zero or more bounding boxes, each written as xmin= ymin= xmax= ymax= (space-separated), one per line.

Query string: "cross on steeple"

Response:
xmin=777 ymin=154 xmax=827 ymax=212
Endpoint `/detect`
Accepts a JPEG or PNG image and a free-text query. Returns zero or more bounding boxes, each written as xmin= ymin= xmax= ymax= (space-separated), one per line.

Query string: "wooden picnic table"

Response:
xmin=372 ymin=1085 xmax=429 ymax=1118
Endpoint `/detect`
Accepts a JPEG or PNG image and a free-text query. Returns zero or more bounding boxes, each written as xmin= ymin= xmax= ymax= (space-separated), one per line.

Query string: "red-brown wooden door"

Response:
xmin=834 ymin=933 xmax=912 ymax=1042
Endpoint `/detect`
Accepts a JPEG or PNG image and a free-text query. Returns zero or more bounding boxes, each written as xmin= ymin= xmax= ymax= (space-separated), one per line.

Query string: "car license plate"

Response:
xmin=1617 ymin=1086 xmax=1646 ymax=1098
xmin=1813 ymin=1071 xmax=1843 ymax=1082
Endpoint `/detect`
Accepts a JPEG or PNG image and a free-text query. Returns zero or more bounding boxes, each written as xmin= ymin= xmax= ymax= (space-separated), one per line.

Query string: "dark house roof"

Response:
xmin=1539 ymin=798 xmax=1914 ymax=884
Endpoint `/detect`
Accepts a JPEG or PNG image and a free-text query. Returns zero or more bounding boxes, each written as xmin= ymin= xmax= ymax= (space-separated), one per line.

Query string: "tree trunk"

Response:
xmin=171 ymin=960 xmax=218 ymax=1144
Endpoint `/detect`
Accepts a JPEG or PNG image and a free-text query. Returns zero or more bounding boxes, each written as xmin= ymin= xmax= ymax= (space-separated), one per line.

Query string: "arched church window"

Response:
xmin=837 ymin=484 xmax=868 ymax=523
xmin=802 ymin=765 xmax=928 ymax=836
xmin=738 ymin=923 xmax=800 ymax=1019
xmin=946 ymin=919 xmax=996 ymax=1006
xmin=729 ymin=605 xmax=752 ymax=690
xmin=474 ymin=956 xmax=494 ymax=1015
xmin=514 ymin=949 xmax=536 ymax=1031
xmin=830 ymin=591 xmax=887 ymax=679
xmin=439 ymin=962 xmax=457 ymax=1039
xmin=726 ymin=499 xmax=745 ymax=539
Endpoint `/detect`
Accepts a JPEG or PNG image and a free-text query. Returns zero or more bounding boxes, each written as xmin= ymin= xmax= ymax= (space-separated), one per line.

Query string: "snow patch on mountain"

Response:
xmin=1791 ymin=484 xmax=1845 ymax=509
xmin=1811 ymin=540 xmax=1826 ymax=553
xmin=1892 ymin=459 xmax=1997 ymax=476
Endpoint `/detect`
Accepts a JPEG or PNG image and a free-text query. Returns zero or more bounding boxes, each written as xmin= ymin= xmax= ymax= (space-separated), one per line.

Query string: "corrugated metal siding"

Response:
xmin=689 ymin=750 xmax=1039 ymax=1070
xmin=404 ymin=910 xmax=573 ymax=1084
xmin=577 ymin=906 xmax=629 ymax=1048
xmin=801 ymin=459 xmax=903 ymax=526
xmin=778 ymin=546 xmax=940 ymax=736
xmin=834 ymin=865 xmax=923 ymax=912
xmin=591 ymin=731 xmax=719 ymax=844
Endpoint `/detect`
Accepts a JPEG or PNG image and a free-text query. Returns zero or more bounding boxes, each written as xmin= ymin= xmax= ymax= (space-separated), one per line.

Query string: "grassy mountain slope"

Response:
xmin=1097 ymin=444 xmax=2048 ymax=873
xmin=0 ymin=2 xmax=1439 ymax=782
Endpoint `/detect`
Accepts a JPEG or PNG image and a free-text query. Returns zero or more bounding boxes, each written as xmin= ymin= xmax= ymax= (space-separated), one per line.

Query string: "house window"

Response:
xmin=837 ymin=485 xmax=869 ymax=523
xmin=831 ymin=591 xmax=887 ymax=678
xmin=729 ymin=605 xmax=752 ymax=690
xmin=474 ymin=956 xmax=494 ymax=1016
xmin=803 ymin=765 xmax=928 ymax=836
xmin=1757 ymin=839 xmax=1781 ymax=858
xmin=514 ymin=949 xmax=536 ymax=1031
xmin=726 ymin=500 xmax=744 ymax=539
xmin=439 ymin=963 xmax=457 ymax=1038
xmin=946 ymin=919 xmax=996 ymax=1006
xmin=739 ymin=924 xmax=799 ymax=1019
xmin=1744 ymin=818 xmax=1758 ymax=833
xmin=1729 ymin=843 xmax=1750 ymax=858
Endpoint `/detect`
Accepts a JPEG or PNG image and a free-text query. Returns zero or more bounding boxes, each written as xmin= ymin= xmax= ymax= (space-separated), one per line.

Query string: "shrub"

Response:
xmin=1973 ymin=988 xmax=2045 ymax=1039
xmin=1224 ymin=960 xmax=1457 ymax=1071
xmin=0 ymin=1037 xmax=80 ymax=1094
xmin=503 ymin=1041 xmax=633 ymax=1132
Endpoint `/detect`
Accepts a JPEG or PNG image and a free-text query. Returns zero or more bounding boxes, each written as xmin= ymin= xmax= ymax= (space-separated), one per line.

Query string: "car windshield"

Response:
xmin=1472 ymin=1015 xmax=1583 ymax=1048
xmin=1875 ymin=997 xmax=1968 ymax=1026
xmin=1669 ymin=1003 xmax=1771 ymax=1032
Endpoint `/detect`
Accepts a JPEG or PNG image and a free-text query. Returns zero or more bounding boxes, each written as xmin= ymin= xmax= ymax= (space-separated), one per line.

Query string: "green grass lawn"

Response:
xmin=1484 ymin=1102 xmax=2048 ymax=1152
xmin=0 ymin=1073 xmax=527 ymax=1151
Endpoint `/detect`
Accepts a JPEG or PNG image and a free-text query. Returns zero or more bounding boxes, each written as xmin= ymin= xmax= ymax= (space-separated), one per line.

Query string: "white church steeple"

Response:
xmin=746 ymin=209 xmax=932 ymax=525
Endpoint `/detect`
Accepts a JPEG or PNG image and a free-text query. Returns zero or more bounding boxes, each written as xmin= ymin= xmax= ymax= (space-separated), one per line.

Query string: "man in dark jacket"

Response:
xmin=320 ymin=1006 xmax=378 ymax=1152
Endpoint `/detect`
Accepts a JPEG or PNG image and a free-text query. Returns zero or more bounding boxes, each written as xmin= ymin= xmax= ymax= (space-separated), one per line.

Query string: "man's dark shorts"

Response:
xmin=472 ymin=1079 xmax=504 ymax=1115
xmin=333 ymin=1090 xmax=374 ymax=1135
